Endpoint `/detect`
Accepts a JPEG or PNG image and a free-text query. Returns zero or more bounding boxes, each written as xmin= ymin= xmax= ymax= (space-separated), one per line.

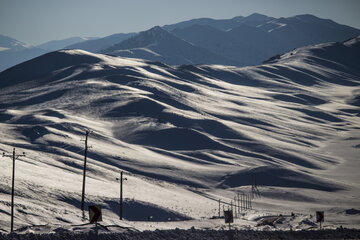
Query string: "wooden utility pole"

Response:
xmin=249 ymin=194 xmax=252 ymax=209
xmin=116 ymin=171 xmax=127 ymax=220
xmin=234 ymin=196 xmax=237 ymax=218
xmin=237 ymin=193 xmax=240 ymax=216
xmin=81 ymin=130 xmax=90 ymax=211
xmin=252 ymin=174 xmax=260 ymax=198
xmin=218 ymin=199 xmax=221 ymax=218
xmin=242 ymin=192 xmax=245 ymax=210
xmin=3 ymin=148 xmax=25 ymax=233
xmin=245 ymin=194 xmax=248 ymax=210
xmin=240 ymin=193 xmax=243 ymax=211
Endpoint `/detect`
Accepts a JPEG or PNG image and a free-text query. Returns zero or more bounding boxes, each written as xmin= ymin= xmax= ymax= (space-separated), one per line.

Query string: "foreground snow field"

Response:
xmin=0 ymin=36 xmax=359 ymax=234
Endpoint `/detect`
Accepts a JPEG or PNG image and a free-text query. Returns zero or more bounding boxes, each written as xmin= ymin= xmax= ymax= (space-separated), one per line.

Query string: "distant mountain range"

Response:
xmin=102 ymin=26 xmax=237 ymax=65
xmin=1 ymin=13 xmax=359 ymax=71
xmin=163 ymin=13 xmax=275 ymax=31
xmin=106 ymin=13 xmax=359 ymax=66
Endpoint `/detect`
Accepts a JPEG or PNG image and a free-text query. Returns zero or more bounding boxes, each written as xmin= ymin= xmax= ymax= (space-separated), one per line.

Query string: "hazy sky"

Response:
xmin=1 ymin=0 xmax=359 ymax=45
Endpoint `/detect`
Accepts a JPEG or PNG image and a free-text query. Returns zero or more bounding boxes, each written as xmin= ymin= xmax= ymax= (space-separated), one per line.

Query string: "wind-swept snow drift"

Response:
xmin=0 ymin=37 xmax=359 ymax=232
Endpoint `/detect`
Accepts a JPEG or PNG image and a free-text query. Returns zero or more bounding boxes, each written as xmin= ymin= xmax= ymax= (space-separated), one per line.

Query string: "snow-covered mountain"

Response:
xmin=64 ymin=33 xmax=136 ymax=52
xmin=0 ymin=36 xmax=359 ymax=232
xmin=102 ymin=26 xmax=237 ymax=65
xmin=163 ymin=13 xmax=274 ymax=31
xmin=0 ymin=33 xmax=136 ymax=72
xmin=0 ymin=34 xmax=31 ymax=52
xmin=37 ymin=37 xmax=98 ymax=51
xmin=0 ymin=34 xmax=47 ymax=72
xmin=1 ymin=13 xmax=359 ymax=72
xmin=171 ymin=14 xmax=360 ymax=66
xmin=172 ymin=24 xmax=280 ymax=66
xmin=257 ymin=14 xmax=360 ymax=51
xmin=101 ymin=14 xmax=360 ymax=67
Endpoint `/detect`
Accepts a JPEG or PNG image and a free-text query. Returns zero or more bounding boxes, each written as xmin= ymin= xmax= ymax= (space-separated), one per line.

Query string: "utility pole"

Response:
xmin=81 ymin=130 xmax=90 ymax=212
xmin=242 ymin=192 xmax=245 ymax=210
xmin=247 ymin=194 xmax=249 ymax=209
xmin=244 ymin=194 xmax=246 ymax=210
xmin=116 ymin=171 xmax=127 ymax=220
xmin=240 ymin=193 xmax=242 ymax=211
xmin=249 ymin=194 xmax=252 ymax=209
xmin=234 ymin=196 xmax=237 ymax=218
xmin=218 ymin=199 xmax=221 ymax=218
xmin=245 ymin=194 xmax=248 ymax=210
xmin=251 ymin=174 xmax=260 ymax=199
xmin=3 ymin=148 xmax=25 ymax=233
xmin=237 ymin=193 xmax=240 ymax=216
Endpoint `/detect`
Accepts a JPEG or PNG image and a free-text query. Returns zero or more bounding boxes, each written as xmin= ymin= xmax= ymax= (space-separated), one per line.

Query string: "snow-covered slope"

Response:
xmin=0 ymin=37 xmax=359 ymax=233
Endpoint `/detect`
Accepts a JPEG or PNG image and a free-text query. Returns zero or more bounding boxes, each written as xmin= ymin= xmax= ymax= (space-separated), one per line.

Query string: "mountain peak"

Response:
xmin=288 ymin=14 xmax=337 ymax=26
xmin=104 ymin=26 xmax=174 ymax=52
xmin=144 ymin=26 xmax=171 ymax=39
xmin=150 ymin=25 xmax=165 ymax=31
xmin=245 ymin=13 xmax=271 ymax=20
xmin=0 ymin=34 xmax=31 ymax=51
xmin=292 ymin=14 xmax=323 ymax=21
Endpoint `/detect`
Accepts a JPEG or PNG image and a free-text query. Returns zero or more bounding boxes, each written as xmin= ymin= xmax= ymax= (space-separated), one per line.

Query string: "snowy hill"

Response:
xmin=102 ymin=26 xmax=237 ymax=65
xmin=0 ymin=37 xmax=359 ymax=233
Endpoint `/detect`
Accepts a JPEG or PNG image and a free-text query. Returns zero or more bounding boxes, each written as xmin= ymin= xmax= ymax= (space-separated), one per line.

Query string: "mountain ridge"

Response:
xmin=1 ymin=13 xmax=360 ymax=72
xmin=37 ymin=36 xmax=98 ymax=51
xmin=102 ymin=26 xmax=237 ymax=65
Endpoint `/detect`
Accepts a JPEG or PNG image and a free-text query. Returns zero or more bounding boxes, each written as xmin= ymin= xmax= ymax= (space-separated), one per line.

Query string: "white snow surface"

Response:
xmin=0 ymin=37 xmax=359 ymax=234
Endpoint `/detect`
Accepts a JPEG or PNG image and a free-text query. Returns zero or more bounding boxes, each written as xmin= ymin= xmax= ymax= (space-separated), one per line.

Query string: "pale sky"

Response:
xmin=0 ymin=0 xmax=359 ymax=45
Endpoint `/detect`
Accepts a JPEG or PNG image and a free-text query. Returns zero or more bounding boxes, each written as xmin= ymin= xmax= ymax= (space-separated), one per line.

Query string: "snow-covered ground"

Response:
xmin=0 ymin=37 xmax=359 ymax=235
